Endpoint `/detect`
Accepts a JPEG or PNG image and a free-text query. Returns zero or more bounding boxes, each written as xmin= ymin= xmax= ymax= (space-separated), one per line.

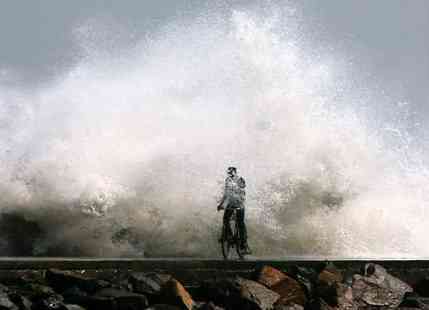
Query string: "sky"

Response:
xmin=0 ymin=0 xmax=428 ymax=111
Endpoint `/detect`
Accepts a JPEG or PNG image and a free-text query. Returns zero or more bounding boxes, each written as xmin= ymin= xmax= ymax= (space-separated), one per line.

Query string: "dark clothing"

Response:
xmin=220 ymin=173 xmax=249 ymax=249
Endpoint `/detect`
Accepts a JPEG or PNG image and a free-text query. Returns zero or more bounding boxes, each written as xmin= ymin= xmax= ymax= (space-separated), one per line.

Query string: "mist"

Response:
xmin=0 ymin=3 xmax=428 ymax=257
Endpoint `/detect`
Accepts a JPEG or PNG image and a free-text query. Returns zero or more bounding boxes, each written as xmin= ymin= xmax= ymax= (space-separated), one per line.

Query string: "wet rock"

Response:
xmin=129 ymin=272 xmax=172 ymax=295
xmin=145 ymin=305 xmax=181 ymax=310
xmin=160 ymin=279 xmax=194 ymax=310
xmin=238 ymin=277 xmax=280 ymax=310
xmin=316 ymin=265 xmax=344 ymax=307
xmin=318 ymin=267 xmax=343 ymax=287
xmin=400 ymin=292 xmax=429 ymax=309
xmin=287 ymin=266 xmax=319 ymax=302
xmin=352 ymin=263 xmax=413 ymax=309
xmin=255 ymin=266 xmax=306 ymax=307
xmin=256 ymin=266 xmax=288 ymax=288
xmin=415 ymin=277 xmax=429 ymax=298
xmin=0 ymin=283 xmax=11 ymax=294
xmin=31 ymin=296 xmax=67 ymax=310
xmin=194 ymin=301 xmax=225 ymax=310
xmin=78 ymin=296 xmax=113 ymax=310
xmin=61 ymin=286 xmax=88 ymax=305
xmin=274 ymin=303 xmax=304 ymax=310
xmin=45 ymin=269 xmax=107 ymax=294
xmin=202 ymin=277 xmax=279 ymax=310
xmin=25 ymin=284 xmax=57 ymax=300
xmin=94 ymin=287 xmax=148 ymax=309
xmin=0 ymin=293 xmax=18 ymax=310
xmin=8 ymin=293 xmax=32 ymax=310
xmin=319 ymin=283 xmax=357 ymax=310
xmin=271 ymin=275 xmax=307 ymax=307
xmin=63 ymin=305 xmax=86 ymax=310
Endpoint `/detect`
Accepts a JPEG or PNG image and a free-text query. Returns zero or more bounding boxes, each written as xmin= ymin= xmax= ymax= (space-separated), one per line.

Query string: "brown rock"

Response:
xmin=318 ymin=268 xmax=343 ymax=287
xmin=256 ymin=266 xmax=288 ymax=288
xmin=161 ymin=279 xmax=194 ymax=310
xmin=271 ymin=275 xmax=306 ymax=307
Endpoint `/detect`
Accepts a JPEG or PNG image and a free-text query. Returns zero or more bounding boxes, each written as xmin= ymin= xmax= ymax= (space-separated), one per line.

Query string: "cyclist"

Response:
xmin=217 ymin=166 xmax=251 ymax=254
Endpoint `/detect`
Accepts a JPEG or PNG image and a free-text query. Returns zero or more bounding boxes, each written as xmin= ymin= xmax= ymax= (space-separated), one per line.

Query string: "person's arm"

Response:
xmin=218 ymin=177 xmax=232 ymax=210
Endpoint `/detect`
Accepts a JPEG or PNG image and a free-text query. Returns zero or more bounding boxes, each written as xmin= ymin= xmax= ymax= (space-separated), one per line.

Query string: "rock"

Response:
xmin=31 ymin=296 xmax=67 ymax=310
xmin=271 ymin=275 xmax=307 ymax=307
xmin=129 ymin=272 xmax=172 ymax=295
xmin=318 ymin=267 xmax=343 ymax=287
xmin=400 ymin=292 xmax=429 ymax=309
xmin=415 ymin=277 xmax=429 ymax=298
xmin=145 ymin=305 xmax=181 ymax=310
xmin=160 ymin=279 xmax=194 ymax=310
xmin=0 ymin=283 xmax=10 ymax=294
xmin=238 ymin=277 xmax=280 ymax=310
xmin=201 ymin=277 xmax=279 ymax=310
xmin=0 ymin=293 xmax=18 ymax=310
xmin=254 ymin=266 xmax=306 ymax=307
xmin=256 ymin=266 xmax=288 ymax=288
xmin=194 ymin=301 xmax=225 ymax=310
xmin=94 ymin=288 xmax=149 ymax=309
xmin=352 ymin=263 xmax=413 ymax=309
xmin=8 ymin=293 xmax=32 ymax=310
xmin=316 ymin=265 xmax=344 ymax=307
xmin=45 ymin=269 xmax=107 ymax=294
xmin=63 ymin=305 xmax=86 ymax=310
xmin=25 ymin=284 xmax=57 ymax=300
xmin=274 ymin=303 xmax=304 ymax=310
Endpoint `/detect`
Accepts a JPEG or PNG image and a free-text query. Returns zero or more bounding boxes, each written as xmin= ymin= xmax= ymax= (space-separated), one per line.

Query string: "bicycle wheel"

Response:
xmin=221 ymin=211 xmax=236 ymax=260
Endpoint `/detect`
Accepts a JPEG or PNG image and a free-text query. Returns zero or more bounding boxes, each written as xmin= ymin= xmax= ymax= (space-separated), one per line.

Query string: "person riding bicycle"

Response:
xmin=217 ymin=166 xmax=251 ymax=254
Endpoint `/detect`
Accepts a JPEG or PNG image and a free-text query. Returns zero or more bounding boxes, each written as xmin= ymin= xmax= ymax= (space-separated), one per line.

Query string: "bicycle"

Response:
xmin=219 ymin=207 xmax=245 ymax=260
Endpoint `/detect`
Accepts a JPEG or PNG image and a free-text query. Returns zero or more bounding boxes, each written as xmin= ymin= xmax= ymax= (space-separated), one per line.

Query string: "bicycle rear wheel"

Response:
xmin=235 ymin=219 xmax=245 ymax=260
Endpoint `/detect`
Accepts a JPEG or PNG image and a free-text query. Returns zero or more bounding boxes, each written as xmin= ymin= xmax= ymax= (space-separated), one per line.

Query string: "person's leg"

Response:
xmin=223 ymin=209 xmax=233 ymax=241
xmin=237 ymin=208 xmax=248 ymax=249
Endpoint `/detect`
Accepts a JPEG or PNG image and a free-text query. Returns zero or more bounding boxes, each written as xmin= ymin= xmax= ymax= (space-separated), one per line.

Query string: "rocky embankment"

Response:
xmin=0 ymin=262 xmax=428 ymax=309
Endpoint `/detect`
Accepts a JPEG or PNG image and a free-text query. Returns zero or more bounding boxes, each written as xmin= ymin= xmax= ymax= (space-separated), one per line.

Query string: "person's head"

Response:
xmin=227 ymin=166 xmax=237 ymax=177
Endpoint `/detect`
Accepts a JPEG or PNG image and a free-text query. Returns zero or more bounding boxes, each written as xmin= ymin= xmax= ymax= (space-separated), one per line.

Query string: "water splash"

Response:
xmin=0 ymin=4 xmax=427 ymax=257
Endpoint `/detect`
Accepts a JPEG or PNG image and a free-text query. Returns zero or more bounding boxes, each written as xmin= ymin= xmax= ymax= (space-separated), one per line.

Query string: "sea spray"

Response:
xmin=0 ymin=4 xmax=426 ymax=257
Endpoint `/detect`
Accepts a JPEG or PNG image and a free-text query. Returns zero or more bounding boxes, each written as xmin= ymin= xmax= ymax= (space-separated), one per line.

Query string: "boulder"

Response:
xmin=316 ymin=265 xmax=344 ymax=307
xmin=129 ymin=272 xmax=172 ymax=296
xmin=25 ymin=284 xmax=57 ymax=300
xmin=415 ymin=277 xmax=429 ymax=298
xmin=160 ymin=279 xmax=194 ymax=310
xmin=0 ymin=293 xmax=18 ymax=310
xmin=145 ymin=305 xmax=182 ymax=310
xmin=194 ymin=301 xmax=225 ymax=310
xmin=318 ymin=267 xmax=343 ymax=287
xmin=256 ymin=266 xmax=288 ymax=288
xmin=399 ymin=292 xmax=429 ymax=309
xmin=63 ymin=305 xmax=86 ymax=310
xmin=201 ymin=277 xmax=279 ymax=310
xmin=255 ymin=266 xmax=306 ymax=307
xmin=31 ymin=295 xmax=67 ymax=310
xmin=94 ymin=288 xmax=148 ymax=310
xmin=271 ymin=275 xmax=307 ymax=307
xmin=45 ymin=269 xmax=108 ymax=294
xmin=8 ymin=293 xmax=32 ymax=310
xmin=274 ymin=303 xmax=304 ymax=310
xmin=352 ymin=263 xmax=413 ymax=309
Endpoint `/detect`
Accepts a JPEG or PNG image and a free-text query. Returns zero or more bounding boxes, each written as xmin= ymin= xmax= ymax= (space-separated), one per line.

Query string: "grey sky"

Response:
xmin=0 ymin=0 xmax=428 ymax=110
